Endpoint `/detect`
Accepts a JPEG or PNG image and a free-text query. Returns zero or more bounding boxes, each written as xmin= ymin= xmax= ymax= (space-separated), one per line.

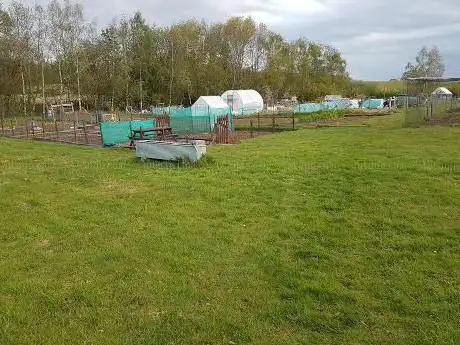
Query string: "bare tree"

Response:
xmin=34 ymin=4 xmax=47 ymax=117
xmin=8 ymin=1 xmax=35 ymax=117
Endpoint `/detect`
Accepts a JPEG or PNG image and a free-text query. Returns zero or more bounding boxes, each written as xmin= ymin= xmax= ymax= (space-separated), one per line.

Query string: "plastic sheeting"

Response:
xmin=294 ymin=103 xmax=323 ymax=113
xmin=362 ymin=99 xmax=384 ymax=109
xmin=324 ymin=99 xmax=352 ymax=109
xmin=294 ymin=99 xmax=353 ymax=113
xmin=349 ymin=99 xmax=360 ymax=109
xmin=221 ymin=90 xmax=264 ymax=116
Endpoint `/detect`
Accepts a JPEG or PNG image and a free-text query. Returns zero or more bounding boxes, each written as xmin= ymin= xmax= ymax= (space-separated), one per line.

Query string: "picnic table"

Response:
xmin=129 ymin=126 xmax=173 ymax=146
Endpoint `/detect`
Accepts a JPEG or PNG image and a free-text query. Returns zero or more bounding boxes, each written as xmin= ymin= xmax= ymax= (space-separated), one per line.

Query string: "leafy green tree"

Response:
xmin=0 ymin=0 xmax=352 ymax=114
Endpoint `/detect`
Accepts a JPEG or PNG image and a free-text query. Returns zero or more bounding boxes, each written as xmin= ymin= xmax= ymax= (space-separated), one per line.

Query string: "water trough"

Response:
xmin=135 ymin=140 xmax=207 ymax=162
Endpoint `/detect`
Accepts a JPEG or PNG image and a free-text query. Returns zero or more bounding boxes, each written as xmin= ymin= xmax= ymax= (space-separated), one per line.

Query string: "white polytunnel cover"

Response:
xmin=221 ymin=90 xmax=264 ymax=116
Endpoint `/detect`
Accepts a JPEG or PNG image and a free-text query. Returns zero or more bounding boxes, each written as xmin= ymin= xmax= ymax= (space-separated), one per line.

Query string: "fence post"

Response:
xmin=42 ymin=119 xmax=45 ymax=138
xmin=250 ymin=119 xmax=254 ymax=139
xmin=74 ymin=121 xmax=77 ymax=143
xmin=1 ymin=113 xmax=3 ymax=135
xmin=55 ymin=121 xmax=59 ymax=139
xmin=11 ymin=119 xmax=15 ymax=136
xmin=31 ymin=120 xmax=35 ymax=138
xmin=208 ymin=107 xmax=211 ymax=134
xmin=83 ymin=121 xmax=88 ymax=144
xmin=0 ymin=97 xmax=3 ymax=135
xmin=258 ymin=112 xmax=260 ymax=129
xmin=272 ymin=116 xmax=275 ymax=132
xmin=292 ymin=113 xmax=295 ymax=130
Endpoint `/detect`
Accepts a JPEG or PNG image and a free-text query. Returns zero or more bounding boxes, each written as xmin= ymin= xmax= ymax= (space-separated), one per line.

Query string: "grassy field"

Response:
xmin=0 ymin=114 xmax=459 ymax=344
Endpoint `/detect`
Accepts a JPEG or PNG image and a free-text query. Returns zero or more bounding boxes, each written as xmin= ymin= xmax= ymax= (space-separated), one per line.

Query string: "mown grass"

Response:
xmin=0 ymin=114 xmax=459 ymax=345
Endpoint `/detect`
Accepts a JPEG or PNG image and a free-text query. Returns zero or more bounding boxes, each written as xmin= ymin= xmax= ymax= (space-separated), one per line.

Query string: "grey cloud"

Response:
xmin=4 ymin=0 xmax=460 ymax=79
xmin=273 ymin=0 xmax=460 ymax=79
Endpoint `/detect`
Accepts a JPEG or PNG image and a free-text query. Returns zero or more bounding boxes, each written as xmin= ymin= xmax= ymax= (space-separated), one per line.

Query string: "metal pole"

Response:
xmin=42 ymin=119 xmax=45 ymax=138
xmin=11 ymin=119 xmax=15 ymax=136
xmin=250 ymin=120 xmax=254 ymax=139
xmin=208 ymin=106 xmax=211 ymax=134
xmin=55 ymin=121 xmax=59 ymax=139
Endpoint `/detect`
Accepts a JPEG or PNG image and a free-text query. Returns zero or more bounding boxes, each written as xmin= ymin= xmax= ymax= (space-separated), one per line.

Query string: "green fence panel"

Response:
xmin=100 ymin=120 xmax=155 ymax=146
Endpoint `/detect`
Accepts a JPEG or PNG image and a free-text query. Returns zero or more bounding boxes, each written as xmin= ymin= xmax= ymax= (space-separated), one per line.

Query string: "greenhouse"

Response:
xmin=192 ymin=96 xmax=231 ymax=117
xmin=221 ymin=90 xmax=264 ymax=116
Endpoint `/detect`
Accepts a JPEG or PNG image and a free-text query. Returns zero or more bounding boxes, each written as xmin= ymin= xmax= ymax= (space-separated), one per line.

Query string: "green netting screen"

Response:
xmin=101 ymin=110 xmax=234 ymax=145
xmin=170 ymin=115 xmax=211 ymax=134
xmin=170 ymin=113 xmax=233 ymax=134
xmin=152 ymin=105 xmax=234 ymax=134
xmin=294 ymin=99 xmax=352 ymax=114
xmin=100 ymin=120 xmax=154 ymax=146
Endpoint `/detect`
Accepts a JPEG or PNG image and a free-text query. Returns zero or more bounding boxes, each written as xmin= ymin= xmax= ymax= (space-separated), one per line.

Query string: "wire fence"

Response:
xmin=403 ymin=97 xmax=460 ymax=128
xmin=0 ymin=118 xmax=102 ymax=145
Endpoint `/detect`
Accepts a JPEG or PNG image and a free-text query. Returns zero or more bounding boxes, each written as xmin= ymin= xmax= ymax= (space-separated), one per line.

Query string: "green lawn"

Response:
xmin=0 ymin=115 xmax=459 ymax=345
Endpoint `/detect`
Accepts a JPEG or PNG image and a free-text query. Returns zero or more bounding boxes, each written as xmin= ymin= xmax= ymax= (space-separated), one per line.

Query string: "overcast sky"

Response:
xmin=4 ymin=0 xmax=460 ymax=80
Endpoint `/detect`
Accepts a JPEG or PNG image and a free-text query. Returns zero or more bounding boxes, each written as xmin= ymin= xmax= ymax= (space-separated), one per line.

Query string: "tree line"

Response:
xmin=0 ymin=0 xmax=351 ymax=117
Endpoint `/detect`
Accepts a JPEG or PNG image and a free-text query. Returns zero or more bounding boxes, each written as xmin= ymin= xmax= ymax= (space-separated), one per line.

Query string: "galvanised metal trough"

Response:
xmin=135 ymin=140 xmax=207 ymax=162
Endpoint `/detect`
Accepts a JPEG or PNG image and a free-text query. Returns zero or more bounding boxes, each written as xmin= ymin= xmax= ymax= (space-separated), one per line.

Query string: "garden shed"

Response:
xmin=221 ymin=90 xmax=264 ymax=116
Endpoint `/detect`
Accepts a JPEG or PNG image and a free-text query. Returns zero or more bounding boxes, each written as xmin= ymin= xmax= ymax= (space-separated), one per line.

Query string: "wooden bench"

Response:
xmin=129 ymin=127 xmax=173 ymax=146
